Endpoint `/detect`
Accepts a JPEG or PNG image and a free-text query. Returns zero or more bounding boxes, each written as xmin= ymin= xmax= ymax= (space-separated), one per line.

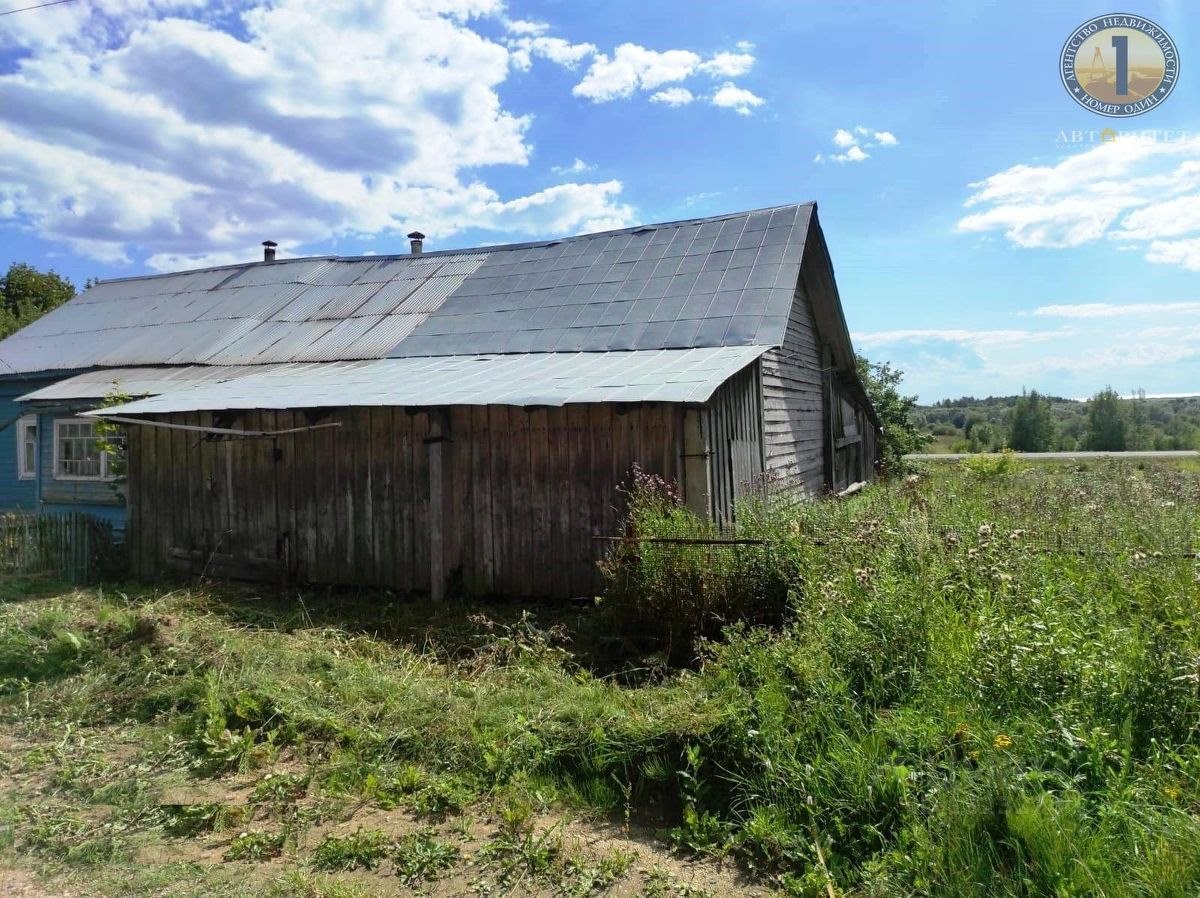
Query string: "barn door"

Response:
xmin=204 ymin=412 xmax=285 ymax=580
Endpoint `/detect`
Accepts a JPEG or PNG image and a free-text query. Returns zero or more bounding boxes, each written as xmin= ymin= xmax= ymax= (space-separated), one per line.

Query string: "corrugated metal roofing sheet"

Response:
xmin=85 ymin=347 xmax=771 ymax=414
xmin=18 ymin=365 xmax=289 ymax=401
xmin=0 ymin=204 xmax=813 ymax=375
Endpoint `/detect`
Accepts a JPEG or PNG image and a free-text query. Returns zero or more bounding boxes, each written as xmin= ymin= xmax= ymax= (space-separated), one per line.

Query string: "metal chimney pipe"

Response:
xmin=407 ymin=231 xmax=425 ymax=255
xmin=262 ymin=240 xmax=277 ymax=262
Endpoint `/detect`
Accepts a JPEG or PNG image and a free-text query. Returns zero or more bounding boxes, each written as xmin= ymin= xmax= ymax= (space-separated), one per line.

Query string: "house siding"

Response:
xmin=701 ymin=363 xmax=764 ymax=526
xmin=125 ymin=403 xmax=684 ymax=598
xmin=0 ymin=375 xmax=127 ymax=532
xmin=0 ymin=378 xmax=45 ymax=513
xmin=759 ymin=281 xmax=827 ymax=496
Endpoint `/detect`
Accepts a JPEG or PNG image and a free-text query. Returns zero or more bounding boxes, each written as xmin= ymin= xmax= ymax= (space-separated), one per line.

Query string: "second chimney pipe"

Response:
xmin=262 ymin=240 xmax=277 ymax=262
xmin=407 ymin=231 xmax=425 ymax=255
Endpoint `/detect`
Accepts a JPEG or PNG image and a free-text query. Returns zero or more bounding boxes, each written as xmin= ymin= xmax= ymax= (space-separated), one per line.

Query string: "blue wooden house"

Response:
xmin=0 ymin=370 xmax=128 ymax=532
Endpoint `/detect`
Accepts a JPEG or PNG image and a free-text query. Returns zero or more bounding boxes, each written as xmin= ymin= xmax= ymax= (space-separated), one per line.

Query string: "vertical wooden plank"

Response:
xmin=292 ymin=414 xmax=316 ymax=582
xmin=487 ymin=406 xmax=510 ymax=594
xmin=448 ymin=406 xmax=472 ymax=596
xmin=470 ymin=406 xmax=493 ymax=595
xmin=527 ymin=407 xmax=550 ymax=598
xmin=349 ymin=407 xmax=371 ymax=585
xmin=314 ymin=412 xmax=338 ymax=584
xmin=565 ymin=405 xmax=590 ymax=597
xmin=546 ymin=407 xmax=573 ymax=598
xmin=411 ymin=410 xmax=430 ymax=593
xmin=153 ymin=418 xmax=173 ymax=575
xmin=369 ymin=408 xmax=393 ymax=589
xmin=274 ymin=411 xmax=296 ymax=578
xmin=508 ymin=406 xmax=532 ymax=597
xmin=394 ymin=409 xmax=413 ymax=591
xmin=428 ymin=411 xmax=444 ymax=601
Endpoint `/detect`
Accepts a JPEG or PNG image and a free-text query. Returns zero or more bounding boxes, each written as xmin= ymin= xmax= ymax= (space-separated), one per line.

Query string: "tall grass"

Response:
xmin=2 ymin=460 xmax=1199 ymax=895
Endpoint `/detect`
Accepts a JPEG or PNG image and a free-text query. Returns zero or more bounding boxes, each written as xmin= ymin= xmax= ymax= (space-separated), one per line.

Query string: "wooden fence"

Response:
xmin=0 ymin=512 xmax=119 ymax=584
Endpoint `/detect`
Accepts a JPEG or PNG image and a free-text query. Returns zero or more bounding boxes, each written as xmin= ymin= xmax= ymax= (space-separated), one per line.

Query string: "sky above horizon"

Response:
xmin=1 ymin=0 xmax=1197 ymax=402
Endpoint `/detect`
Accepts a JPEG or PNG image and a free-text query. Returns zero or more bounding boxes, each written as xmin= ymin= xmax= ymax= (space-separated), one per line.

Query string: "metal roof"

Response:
xmin=0 ymin=205 xmax=813 ymax=374
xmin=17 ymin=365 xmax=287 ymax=402
xmin=83 ymin=347 xmax=770 ymax=415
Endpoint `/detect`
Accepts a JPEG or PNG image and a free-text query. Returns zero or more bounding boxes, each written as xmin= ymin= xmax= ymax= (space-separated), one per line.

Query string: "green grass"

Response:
xmin=0 ymin=459 xmax=1198 ymax=895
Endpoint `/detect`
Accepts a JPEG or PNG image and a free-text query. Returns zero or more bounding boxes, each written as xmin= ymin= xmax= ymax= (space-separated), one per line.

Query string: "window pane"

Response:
xmin=56 ymin=421 xmax=103 ymax=478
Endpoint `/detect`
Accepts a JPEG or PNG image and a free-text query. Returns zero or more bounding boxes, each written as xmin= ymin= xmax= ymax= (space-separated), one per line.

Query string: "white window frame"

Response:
xmin=52 ymin=417 xmax=113 ymax=482
xmin=16 ymin=415 xmax=37 ymax=480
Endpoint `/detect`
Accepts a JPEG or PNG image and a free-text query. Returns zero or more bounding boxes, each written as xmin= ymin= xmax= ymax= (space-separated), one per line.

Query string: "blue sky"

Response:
xmin=1 ymin=0 xmax=1197 ymax=401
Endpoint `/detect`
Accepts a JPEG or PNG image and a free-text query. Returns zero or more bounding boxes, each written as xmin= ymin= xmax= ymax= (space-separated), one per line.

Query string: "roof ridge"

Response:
xmin=91 ymin=202 xmax=816 ymax=286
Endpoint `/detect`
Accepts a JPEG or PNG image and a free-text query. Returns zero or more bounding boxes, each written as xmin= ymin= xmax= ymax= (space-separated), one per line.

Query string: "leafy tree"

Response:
xmin=1085 ymin=387 xmax=1127 ymax=451
xmin=855 ymin=355 xmax=929 ymax=473
xmin=1007 ymin=389 xmax=1056 ymax=451
xmin=0 ymin=263 xmax=76 ymax=339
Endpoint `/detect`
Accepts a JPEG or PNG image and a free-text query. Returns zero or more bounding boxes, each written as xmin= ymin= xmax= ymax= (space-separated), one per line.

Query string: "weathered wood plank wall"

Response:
xmin=126 ymin=403 xmax=682 ymax=598
xmin=701 ymin=363 xmax=764 ymax=525
xmin=759 ymin=279 xmax=826 ymax=496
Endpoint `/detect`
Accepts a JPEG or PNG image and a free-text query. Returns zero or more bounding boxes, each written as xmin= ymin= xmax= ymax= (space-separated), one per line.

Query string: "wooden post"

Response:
xmin=428 ymin=409 xmax=446 ymax=601
xmin=682 ymin=406 xmax=712 ymax=519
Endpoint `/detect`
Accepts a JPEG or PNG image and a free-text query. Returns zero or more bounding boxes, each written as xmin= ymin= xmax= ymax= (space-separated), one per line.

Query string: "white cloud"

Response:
xmin=709 ymin=82 xmax=764 ymax=115
xmin=650 ymin=87 xmax=695 ymax=106
xmin=854 ymin=328 xmax=1060 ymax=350
xmin=815 ymin=125 xmax=899 ymax=164
xmin=0 ymin=0 xmax=634 ymax=268
xmin=957 ymin=135 xmax=1200 ymax=270
xmin=572 ymin=42 xmax=760 ymax=112
xmin=573 ymin=44 xmax=703 ymax=100
xmin=1145 ymin=238 xmax=1200 ymax=271
xmin=508 ymin=34 xmax=597 ymax=71
xmin=552 ymin=158 xmax=596 ymax=175
xmin=697 ymin=50 xmax=755 ymax=77
xmin=1033 ymin=301 xmax=1200 ymax=318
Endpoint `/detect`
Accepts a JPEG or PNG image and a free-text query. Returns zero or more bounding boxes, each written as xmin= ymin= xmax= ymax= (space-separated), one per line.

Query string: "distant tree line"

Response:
xmin=917 ymin=388 xmax=1200 ymax=453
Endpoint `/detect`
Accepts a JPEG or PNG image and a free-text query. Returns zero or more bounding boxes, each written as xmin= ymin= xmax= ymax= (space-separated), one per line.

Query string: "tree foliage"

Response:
xmin=1007 ymin=390 xmax=1056 ymax=452
xmin=1085 ymin=387 xmax=1128 ymax=451
xmin=0 ymin=262 xmax=76 ymax=340
xmin=855 ymin=354 xmax=929 ymax=473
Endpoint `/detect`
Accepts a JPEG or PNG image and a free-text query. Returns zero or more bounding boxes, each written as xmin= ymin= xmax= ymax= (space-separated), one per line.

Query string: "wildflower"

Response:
xmin=992 ymin=733 xmax=1013 ymax=750
xmin=1164 ymin=785 xmax=1182 ymax=801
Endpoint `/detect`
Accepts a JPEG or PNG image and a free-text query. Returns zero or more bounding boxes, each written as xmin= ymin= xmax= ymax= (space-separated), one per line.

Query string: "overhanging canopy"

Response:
xmin=83 ymin=347 xmax=771 ymax=417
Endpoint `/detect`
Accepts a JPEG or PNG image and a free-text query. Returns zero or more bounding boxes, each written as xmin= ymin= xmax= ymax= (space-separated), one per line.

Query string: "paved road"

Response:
xmin=907 ymin=450 xmax=1200 ymax=461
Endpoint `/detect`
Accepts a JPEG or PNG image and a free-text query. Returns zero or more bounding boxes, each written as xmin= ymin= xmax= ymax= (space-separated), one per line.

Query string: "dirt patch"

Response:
xmin=0 ymin=868 xmax=74 ymax=898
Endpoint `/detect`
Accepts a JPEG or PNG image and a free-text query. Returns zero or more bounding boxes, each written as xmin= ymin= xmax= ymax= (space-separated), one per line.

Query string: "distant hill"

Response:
xmin=913 ymin=393 xmax=1200 ymax=453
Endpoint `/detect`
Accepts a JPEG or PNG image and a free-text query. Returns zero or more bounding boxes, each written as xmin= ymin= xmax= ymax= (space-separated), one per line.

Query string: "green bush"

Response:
xmin=598 ymin=466 xmax=795 ymax=663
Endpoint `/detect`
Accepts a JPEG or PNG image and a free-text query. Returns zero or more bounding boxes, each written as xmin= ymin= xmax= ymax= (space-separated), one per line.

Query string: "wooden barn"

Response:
xmin=2 ymin=203 xmax=879 ymax=597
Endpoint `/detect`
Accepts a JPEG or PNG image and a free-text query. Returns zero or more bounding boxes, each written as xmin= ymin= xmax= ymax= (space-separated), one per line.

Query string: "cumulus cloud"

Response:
xmin=650 ymin=87 xmax=696 ymax=106
xmin=814 ymin=125 xmax=899 ymax=163
xmin=709 ymin=82 xmax=765 ymax=116
xmin=957 ymin=135 xmax=1200 ymax=270
xmin=508 ymin=34 xmax=597 ymax=71
xmin=551 ymin=158 xmax=596 ymax=175
xmin=0 ymin=0 xmax=634 ymax=268
xmin=570 ymin=41 xmax=762 ymax=113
